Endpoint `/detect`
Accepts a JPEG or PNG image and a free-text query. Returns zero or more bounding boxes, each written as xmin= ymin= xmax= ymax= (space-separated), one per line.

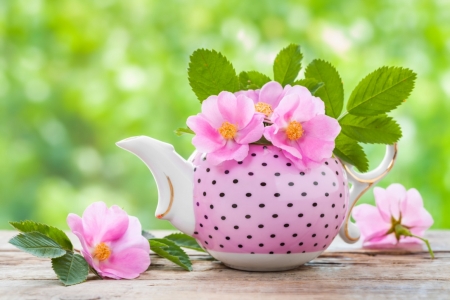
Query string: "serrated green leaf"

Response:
xmin=52 ymin=252 xmax=89 ymax=286
xmin=9 ymin=232 xmax=66 ymax=258
xmin=188 ymin=49 xmax=239 ymax=102
xmin=239 ymin=71 xmax=271 ymax=90
xmin=292 ymin=78 xmax=324 ymax=95
xmin=340 ymin=114 xmax=402 ymax=144
xmin=150 ymin=238 xmax=192 ymax=271
xmin=10 ymin=220 xmax=73 ymax=251
xmin=347 ymin=66 xmax=416 ymax=116
xmin=305 ymin=59 xmax=344 ymax=118
xmin=333 ymin=133 xmax=368 ymax=172
xmin=164 ymin=233 xmax=205 ymax=252
xmin=174 ymin=127 xmax=194 ymax=136
xmin=273 ymin=44 xmax=303 ymax=86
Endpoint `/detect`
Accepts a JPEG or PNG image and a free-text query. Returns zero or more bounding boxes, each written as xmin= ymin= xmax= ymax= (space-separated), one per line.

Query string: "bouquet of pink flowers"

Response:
xmin=179 ymin=44 xmax=415 ymax=173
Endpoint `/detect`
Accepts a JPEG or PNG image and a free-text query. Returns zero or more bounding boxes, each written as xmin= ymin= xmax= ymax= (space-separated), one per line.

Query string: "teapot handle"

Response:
xmin=338 ymin=144 xmax=398 ymax=244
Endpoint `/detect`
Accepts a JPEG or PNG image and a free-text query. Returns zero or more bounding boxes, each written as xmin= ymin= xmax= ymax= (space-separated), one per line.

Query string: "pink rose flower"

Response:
xmin=263 ymin=85 xmax=340 ymax=170
xmin=353 ymin=184 xmax=434 ymax=246
xmin=187 ymin=91 xmax=265 ymax=165
xmin=67 ymin=202 xmax=150 ymax=279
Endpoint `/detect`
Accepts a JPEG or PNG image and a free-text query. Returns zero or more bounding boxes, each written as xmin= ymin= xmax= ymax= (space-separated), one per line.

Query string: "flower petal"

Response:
xmin=100 ymin=248 xmax=150 ymax=279
xmin=270 ymin=94 xmax=300 ymax=126
xmin=81 ymin=202 xmax=129 ymax=245
xmin=67 ymin=213 xmax=94 ymax=267
xmin=302 ymin=115 xmax=341 ymax=142
xmin=401 ymin=188 xmax=434 ymax=230
xmin=235 ymin=94 xmax=258 ymax=128
xmin=282 ymin=150 xmax=308 ymax=170
xmin=201 ymin=95 xmax=223 ymax=128
xmin=291 ymin=94 xmax=321 ymax=123
xmin=259 ymin=81 xmax=284 ymax=108
xmin=374 ymin=186 xmax=397 ymax=223
xmin=352 ymin=203 xmax=391 ymax=244
xmin=207 ymin=141 xmax=249 ymax=165
xmin=187 ymin=115 xmax=225 ymax=152
xmin=217 ymin=92 xmax=256 ymax=128
xmin=235 ymin=89 xmax=260 ymax=103
xmin=297 ymin=135 xmax=335 ymax=163
xmin=363 ymin=232 xmax=398 ymax=246
xmin=217 ymin=91 xmax=239 ymax=124
xmin=111 ymin=216 xmax=150 ymax=254
xmin=384 ymin=183 xmax=407 ymax=221
xmin=284 ymin=85 xmax=312 ymax=98
xmin=235 ymin=113 xmax=265 ymax=144
xmin=264 ymin=125 xmax=302 ymax=158
xmin=312 ymin=96 xmax=326 ymax=115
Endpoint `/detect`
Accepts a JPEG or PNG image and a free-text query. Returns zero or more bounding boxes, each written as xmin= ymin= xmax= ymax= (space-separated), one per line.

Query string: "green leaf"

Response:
xmin=347 ymin=66 xmax=416 ymax=116
xmin=239 ymin=71 xmax=271 ymax=90
xmin=273 ymin=44 xmax=303 ymax=86
xmin=339 ymin=114 xmax=402 ymax=144
xmin=52 ymin=252 xmax=89 ymax=286
xmin=9 ymin=220 xmax=73 ymax=251
xmin=333 ymin=133 xmax=369 ymax=172
xmin=174 ymin=127 xmax=194 ymax=136
xmin=141 ymin=230 xmax=155 ymax=239
xmin=9 ymin=232 xmax=66 ymax=258
xmin=188 ymin=49 xmax=239 ymax=102
xmin=305 ymin=59 xmax=344 ymax=118
xmin=149 ymin=238 xmax=192 ymax=271
xmin=251 ymin=135 xmax=272 ymax=145
xmin=164 ymin=233 xmax=206 ymax=252
xmin=292 ymin=78 xmax=324 ymax=95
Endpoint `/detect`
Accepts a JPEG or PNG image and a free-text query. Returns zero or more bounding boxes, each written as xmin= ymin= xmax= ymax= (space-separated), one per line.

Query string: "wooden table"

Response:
xmin=1 ymin=230 xmax=449 ymax=299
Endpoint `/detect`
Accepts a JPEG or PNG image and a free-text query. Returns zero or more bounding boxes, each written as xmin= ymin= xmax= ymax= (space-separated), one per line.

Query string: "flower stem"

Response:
xmin=394 ymin=224 xmax=435 ymax=259
xmin=410 ymin=234 xmax=435 ymax=259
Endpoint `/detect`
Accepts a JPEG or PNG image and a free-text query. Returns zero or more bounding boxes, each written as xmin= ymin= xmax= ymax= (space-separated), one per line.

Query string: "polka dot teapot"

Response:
xmin=117 ymin=136 xmax=397 ymax=271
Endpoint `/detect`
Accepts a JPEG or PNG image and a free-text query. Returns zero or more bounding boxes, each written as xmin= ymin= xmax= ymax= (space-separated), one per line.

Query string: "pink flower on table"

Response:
xmin=353 ymin=184 xmax=434 ymax=246
xmin=187 ymin=91 xmax=265 ymax=165
xmin=263 ymin=85 xmax=340 ymax=170
xmin=67 ymin=202 xmax=150 ymax=279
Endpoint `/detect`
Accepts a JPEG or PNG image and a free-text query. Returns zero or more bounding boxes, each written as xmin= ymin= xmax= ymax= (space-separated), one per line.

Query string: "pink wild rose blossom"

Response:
xmin=235 ymin=81 xmax=287 ymax=117
xmin=67 ymin=202 xmax=150 ymax=279
xmin=263 ymin=85 xmax=340 ymax=170
xmin=353 ymin=184 xmax=434 ymax=246
xmin=187 ymin=91 xmax=265 ymax=165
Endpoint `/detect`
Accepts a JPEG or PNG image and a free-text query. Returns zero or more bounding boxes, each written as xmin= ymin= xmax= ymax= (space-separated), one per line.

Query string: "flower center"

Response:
xmin=93 ymin=242 xmax=111 ymax=261
xmin=218 ymin=121 xmax=238 ymax=139
xmin=286 ymin=121 xmax=304 ymax=141
xmin=255 ymin=102 xmax=273 ymax=116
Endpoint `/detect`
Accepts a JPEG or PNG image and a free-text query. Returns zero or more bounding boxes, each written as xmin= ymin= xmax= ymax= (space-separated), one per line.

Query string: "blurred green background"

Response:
xmin=2 ymin=0 xmax=449 ymax=230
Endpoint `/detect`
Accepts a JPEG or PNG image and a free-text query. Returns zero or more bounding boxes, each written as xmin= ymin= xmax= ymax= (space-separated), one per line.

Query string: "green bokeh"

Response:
xmin=1 ymin=0 xmax=449 ymax=230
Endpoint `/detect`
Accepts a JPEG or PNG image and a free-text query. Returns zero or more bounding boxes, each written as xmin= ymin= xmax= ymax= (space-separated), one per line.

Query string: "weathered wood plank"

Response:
xmin=1 ymin=230 xmax=449 ymax=299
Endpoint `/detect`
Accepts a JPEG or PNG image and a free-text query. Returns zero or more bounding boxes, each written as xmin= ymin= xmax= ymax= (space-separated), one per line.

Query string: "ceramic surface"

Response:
xmin=191 ymin=145 xmax=348 ymax=255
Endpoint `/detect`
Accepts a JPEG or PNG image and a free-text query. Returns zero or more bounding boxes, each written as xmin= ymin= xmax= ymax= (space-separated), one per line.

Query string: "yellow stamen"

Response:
xmin=286 ymin=121 xmax=304 ymax=141
xmin=218 ymin=121 xmax=238 ymax=139
xmin=93 ymin=243 xmax=111 ymax=261
xmin=255 ymin=102 xmax=273 ymax=116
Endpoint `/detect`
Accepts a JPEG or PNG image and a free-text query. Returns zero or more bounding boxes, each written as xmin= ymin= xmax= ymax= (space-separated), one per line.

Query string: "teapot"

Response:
xmin=117 ymin=136 xmax=397 ymax=271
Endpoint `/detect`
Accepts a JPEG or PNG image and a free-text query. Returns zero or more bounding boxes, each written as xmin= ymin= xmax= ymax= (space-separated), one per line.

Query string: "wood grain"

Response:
xmin=1 ymin=230 xmax=449 ymax=299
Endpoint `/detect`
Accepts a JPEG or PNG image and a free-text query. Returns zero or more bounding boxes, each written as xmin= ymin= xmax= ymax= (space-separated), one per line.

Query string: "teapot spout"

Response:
xmin=116 ymin=136 xmax=195 ymax=236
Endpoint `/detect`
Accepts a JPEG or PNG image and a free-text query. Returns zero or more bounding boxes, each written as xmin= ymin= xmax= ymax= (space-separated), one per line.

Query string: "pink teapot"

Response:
xmin=117 ymin=136 xmax=397 ymax=271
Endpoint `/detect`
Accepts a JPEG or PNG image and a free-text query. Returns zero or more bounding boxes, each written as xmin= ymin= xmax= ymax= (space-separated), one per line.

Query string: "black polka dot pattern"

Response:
xmin=191 ymin=146 xmax=348 ymax=254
